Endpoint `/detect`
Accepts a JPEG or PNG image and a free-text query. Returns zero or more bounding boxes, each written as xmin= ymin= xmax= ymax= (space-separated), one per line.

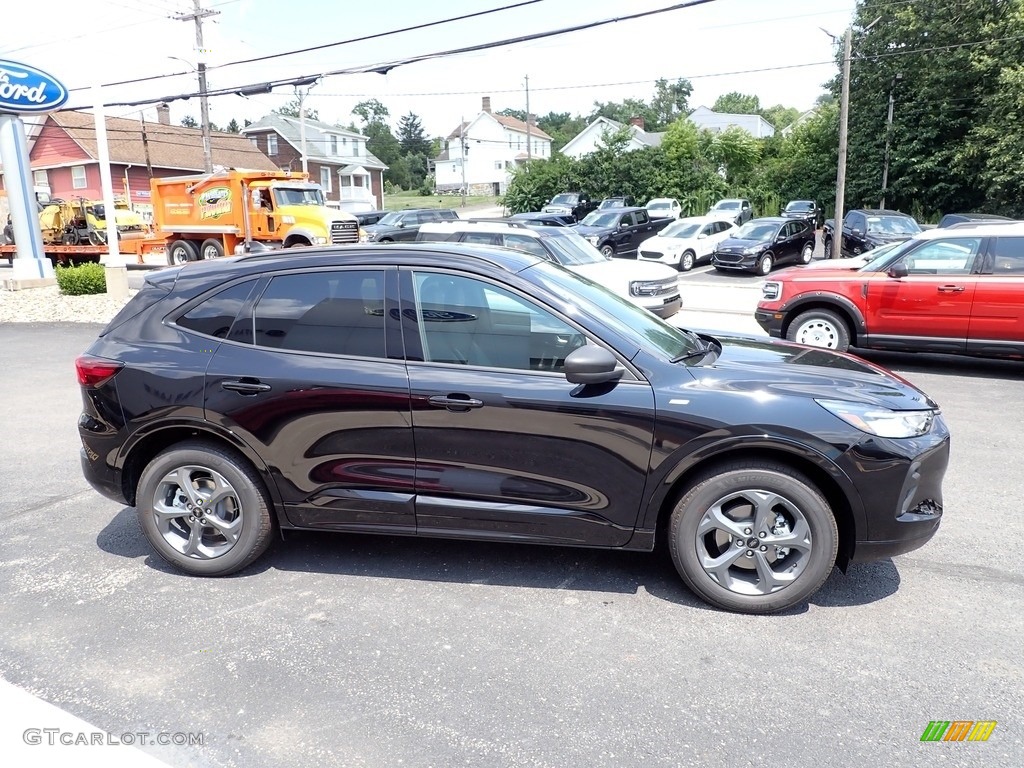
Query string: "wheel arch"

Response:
xmin=118 ymin=421 xmax=281 ymax=512
xmin=644 ymin=443 xmax=862 ymax=571
xmin=779 ymin=295 xmax=866 ymax=344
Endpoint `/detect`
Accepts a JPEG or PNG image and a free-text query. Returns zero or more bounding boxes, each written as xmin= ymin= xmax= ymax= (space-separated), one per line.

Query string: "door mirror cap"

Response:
xmin=851 ymin=227 xmax=863 ymax=236
xmin=888 ymin=262 xmax=909 ymax=279
xmin=564 ymin=346 xmax=624 ymax=385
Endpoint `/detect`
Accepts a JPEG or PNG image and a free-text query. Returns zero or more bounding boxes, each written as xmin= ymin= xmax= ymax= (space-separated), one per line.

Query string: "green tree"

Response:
xmin=397 ymin=112 xmax=432 ymax=157
xmin=712 ymin=92 xmax=761 ymax=114
xmin=589 ymin=78 xmax=693 ymax=132
xmin=352 ymin=99 xmax=390 ymax=126
xmin=761 ymin=105 xmax=801 ymax=131
xmin=225 ymin=118 xmax=240 ymax=133
xmin=181 ymin=115 xmax=197 ymax=128
xmin=275 ymin=98 xmax=319 ymax=121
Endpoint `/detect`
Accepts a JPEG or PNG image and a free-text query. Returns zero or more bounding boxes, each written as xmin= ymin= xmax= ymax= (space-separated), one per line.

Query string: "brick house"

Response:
xmin=1 ymin=106 xmax=277 ymax=222
xmin=241 ymin=114 xmax=387 ymax=211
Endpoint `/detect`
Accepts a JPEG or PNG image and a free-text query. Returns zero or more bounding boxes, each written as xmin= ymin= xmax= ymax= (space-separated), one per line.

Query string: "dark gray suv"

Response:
xmin=362 ymin=209 xmax=459 ymax=242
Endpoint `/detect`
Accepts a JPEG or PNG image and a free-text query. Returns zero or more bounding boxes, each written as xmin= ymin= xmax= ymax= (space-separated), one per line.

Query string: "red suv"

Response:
xmin=755 ymin=224 xmax=1024 ymax=359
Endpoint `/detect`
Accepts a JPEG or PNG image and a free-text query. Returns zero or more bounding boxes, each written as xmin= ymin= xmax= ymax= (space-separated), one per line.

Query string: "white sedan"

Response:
xmin=637 ymin=216 xmax=738 ymax=271
xmin=645 ymin=198 xmax=682 ymax=220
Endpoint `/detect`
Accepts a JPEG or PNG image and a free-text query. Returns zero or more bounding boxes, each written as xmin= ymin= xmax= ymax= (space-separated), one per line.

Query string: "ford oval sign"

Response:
xmin=0 ymin=60 xmax=68 ymax=114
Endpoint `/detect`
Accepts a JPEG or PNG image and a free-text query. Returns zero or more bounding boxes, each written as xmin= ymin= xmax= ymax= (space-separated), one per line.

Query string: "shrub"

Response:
xmin=55 ymin=262 xmax=106 ymax=295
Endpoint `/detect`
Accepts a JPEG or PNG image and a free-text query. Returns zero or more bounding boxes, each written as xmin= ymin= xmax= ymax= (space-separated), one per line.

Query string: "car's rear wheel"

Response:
xmin=679 ymin=250 xmax=696 ymax=271
xmin=787 ymin=308 xmax=850 ymax=351
xmin=668 ymin=460 xmax=838 ymax=613
xmin=757 ymin=252 xmax=774 ymax=275
xmin=800 ymin=242 xmax=814 ymax=264
xmin=136 ymin=441 xmax=274 ymax=576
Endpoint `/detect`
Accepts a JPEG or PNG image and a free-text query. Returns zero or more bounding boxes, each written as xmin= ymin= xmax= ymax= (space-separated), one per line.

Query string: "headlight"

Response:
xmin=815 ymin=399 xmax=935 ymax=438
xmin=743 ymin=245 xmax=765 ymax=255
xmin=314 ymin=236 xmax=328 ymax=245
xmin=762 ymin=281 xmax=782 ymax=301
xmin=586 ymin=236 xmax=599 ymax=245
xmin=281 ymin=215 xmax=296 ymax=224
xmin=629 ymin=280 xmax=667 ymax=297
xmin=364 ymin=232 xmax=379 ymax=241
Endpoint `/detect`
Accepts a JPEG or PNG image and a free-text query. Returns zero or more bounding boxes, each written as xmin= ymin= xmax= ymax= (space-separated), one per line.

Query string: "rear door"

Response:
xmin=864 ymin=236 xmax=982 ymax=353
xmin=400 ymin=268 xmax=656 ymax=546
xmin=203 ymin=267 xmax=417 ymax=532
xmin=967 ymin=235 xmax=1024 ymax=357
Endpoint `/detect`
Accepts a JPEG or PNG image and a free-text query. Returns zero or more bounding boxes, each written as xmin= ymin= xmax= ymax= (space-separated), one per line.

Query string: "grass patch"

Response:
xmin=383 ymin=192 xmax=500 ymax=211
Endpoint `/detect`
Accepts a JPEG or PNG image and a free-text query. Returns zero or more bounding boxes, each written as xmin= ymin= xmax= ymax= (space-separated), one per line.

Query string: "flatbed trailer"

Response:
xmin=0 ymin=237 xmax=167 ymax=266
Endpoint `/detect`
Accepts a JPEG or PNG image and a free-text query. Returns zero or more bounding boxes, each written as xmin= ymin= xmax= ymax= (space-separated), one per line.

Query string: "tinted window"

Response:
xmin=460 ymin=232 xmax=501 ymax=246
xmin=437 ymin=210 xmax=459 ymax=221
xmin=413 ymin=272 xmax=585 ymax=371
xmin=634 ymin=210 xmax=649 ymax=225
xmin=503 ymin=233 xmax=549 ymax=258
xmin=903 ymin=238 xmax=981 ymax=274
xmin=988 ymin=237 xmax=1024 ymax=274
xmin=177 ymin=280 xmax=257 ymax=339
xmin=253 ymin=270 xmax=386 ymax=357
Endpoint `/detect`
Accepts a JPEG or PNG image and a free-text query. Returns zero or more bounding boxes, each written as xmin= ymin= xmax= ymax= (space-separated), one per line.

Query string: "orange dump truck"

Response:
xmin=153 ymin=169 xmax=360 ymax=264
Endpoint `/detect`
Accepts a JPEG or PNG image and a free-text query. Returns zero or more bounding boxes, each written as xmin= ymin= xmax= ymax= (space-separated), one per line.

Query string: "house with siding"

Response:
xmin=241 ymin=114 xmax=387 ymax=211
xmin=433 ymin=97 xmax=553 ymax=195
xmin=0 ymin=106 xmax=276 ymax=222
xmin=687 ymin=106 xmax=776 ymax=138
xmin=559 ymin=116 xmax=664 ymax=159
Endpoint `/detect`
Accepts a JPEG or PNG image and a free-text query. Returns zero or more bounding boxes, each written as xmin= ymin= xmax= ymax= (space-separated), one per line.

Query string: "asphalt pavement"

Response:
xmin=1 ymin=289 xmax=1021 ymax=767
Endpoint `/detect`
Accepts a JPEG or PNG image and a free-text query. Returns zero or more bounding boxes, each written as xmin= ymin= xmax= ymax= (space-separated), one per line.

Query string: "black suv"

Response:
xmin=780 ymin=200 xmax=823 ymax=229
xmin=822 ymin=209 xmax=921 ymax=258
xmin=572 ymin=206 xmax=671 ymax=257
xmin=712 ymin=217 xmax=816 ymax=274
xmin=77 ymin=244 xmax=948 ymax=614
xmin=362 ymin=208 xmax=459 ymax=242
xmin=542 ymin=192 xmax=597 ymax=222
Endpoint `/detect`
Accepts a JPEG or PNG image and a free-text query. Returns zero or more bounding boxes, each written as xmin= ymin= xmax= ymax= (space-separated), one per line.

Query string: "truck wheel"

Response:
xmin=168 ymin=240 xmax=200 ymax=265
xmin=201 ymin=238 xmax=225 ymax=260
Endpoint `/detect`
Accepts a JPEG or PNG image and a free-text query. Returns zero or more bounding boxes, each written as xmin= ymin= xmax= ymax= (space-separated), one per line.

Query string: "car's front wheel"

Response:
xmin=679 ymin=250 xmax=696 ymax=271
xmin=600 ymin=243 xmax=615 ymax=258
xmin=757 ymin=252 xmax=774 ymax=275
xmin=787 ymin=308 xmax=851 ymax=351
xmin=136 ymin=441 xmax=274 ymax=576
xmin=668 ymin=460 xmax=839 ymax=613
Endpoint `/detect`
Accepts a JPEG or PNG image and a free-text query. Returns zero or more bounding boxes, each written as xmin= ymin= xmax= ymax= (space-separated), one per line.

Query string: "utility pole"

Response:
xmin=140 ymin=111 xmax=154 ymax=178
xmin=177 ymin=0 xmax=219 ymax=172
xmin=296 ymin=86 xmax=309 ymax=175
xmin=880 ymin=72 xmax=901 ymax=209
xmin=460 ymin=115 xmax=467 ymax=207
xmin=832 ymin=25 xmax=852 ymax=258
xmin=525 ymin=74 xmax=531 ymax=161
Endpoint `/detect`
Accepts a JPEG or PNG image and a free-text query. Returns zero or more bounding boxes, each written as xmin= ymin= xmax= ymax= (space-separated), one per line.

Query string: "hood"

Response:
xmin=362 ymin=222 xmax=400 ymax=234
xmin=641 ymin=234 xmax=691 ymax=251
xmin=569 ymin=259 xmax=676 ymax=282
xmin=572 ymin=224 xmax=615 ymax=237
xmin=717 ymin=237 xmax=769 ymax=251
xmin=865 ymin=232 xmax=912 ymax=245
xmin=699 ymin=335 xmax=936 ymax=411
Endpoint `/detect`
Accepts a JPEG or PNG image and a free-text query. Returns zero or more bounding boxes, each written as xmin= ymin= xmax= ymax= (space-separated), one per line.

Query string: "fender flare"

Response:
xmin=778 ymin=292 xmax=868 ymax=337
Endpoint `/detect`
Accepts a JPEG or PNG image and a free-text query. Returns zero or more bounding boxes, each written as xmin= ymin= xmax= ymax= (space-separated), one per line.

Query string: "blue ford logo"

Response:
xmin=0 ymin=60 xmax=68 ymax=114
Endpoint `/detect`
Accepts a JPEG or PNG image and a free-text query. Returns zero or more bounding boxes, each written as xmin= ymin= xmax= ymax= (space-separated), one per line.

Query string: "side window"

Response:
xmin=903 ymin=238 xmax=981 ymax=275
xmin=503 ymin=233 xmax=549 ymax=258
xmin=634 ymin=210 xmax=649 ymax=225
xmin=847 ymin=213 xmax=864 ymax=232
xmin=253 ymin=270 xmax=386 ymax=357
xmin=988 ymin=237 xmax=1024 ymax=274
xmin=459 ymin=232 xmax=501 ymax=246
xmin=177 ymin=280 xmax=257 ymax=339
xmin=412 ymin=272 xmax=587 ymax=371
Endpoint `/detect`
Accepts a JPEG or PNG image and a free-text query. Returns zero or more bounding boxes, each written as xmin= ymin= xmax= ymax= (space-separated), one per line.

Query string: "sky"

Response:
xmin=2 ymin=0 xmax=859 ymax=138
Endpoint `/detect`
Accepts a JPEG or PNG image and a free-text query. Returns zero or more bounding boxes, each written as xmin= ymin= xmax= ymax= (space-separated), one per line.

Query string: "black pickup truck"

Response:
xmin=572 ymin=206 xmax=671 ymax=257
xmin=542 ymin=192 xmax=598 ymax=222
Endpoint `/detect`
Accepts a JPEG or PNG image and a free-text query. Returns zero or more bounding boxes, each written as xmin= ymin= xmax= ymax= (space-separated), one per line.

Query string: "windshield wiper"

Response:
xmin=671 ymin=338 xmax=713 ymax=364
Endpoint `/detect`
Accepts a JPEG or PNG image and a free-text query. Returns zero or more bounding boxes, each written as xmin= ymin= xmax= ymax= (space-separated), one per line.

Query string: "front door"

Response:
xmin=865 ymin=236 xmax=982 ymax=353
xmin=399 ymin=268 xmax=656 ymax=547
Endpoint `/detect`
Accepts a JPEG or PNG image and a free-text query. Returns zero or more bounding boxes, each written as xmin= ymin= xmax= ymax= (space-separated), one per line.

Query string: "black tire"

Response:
xmin=600 ymin=243 xmax=615 ymax=258
xmin=200 ymin=238 xmax=225 ymax=260
xmin=786 ymin=308 xmax=851 ymax=351
xmin=679 ymin=250 xmax=696 ymax=272
xmin=377 ymin=238 xmax=393 ymax=243
xmin=136 ymin=441 xmax=274 ymax=576
xmin=168 ymin=240 xmax=200 ymax=265
xmin=800 ymin=242 xmax=814 ymax=264
xmin=668 ymin=460 xmax=839 ymax=613
xmin=823 ymin=237 xmax=833 ymax=259
xmin=757 ymin=252 xmax=774 ymax=275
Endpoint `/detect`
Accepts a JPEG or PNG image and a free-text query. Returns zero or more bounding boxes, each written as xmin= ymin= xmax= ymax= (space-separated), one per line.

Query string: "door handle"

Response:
xmin=428 ymin=394 xmax=484 ymax=412
xmin=937 ymin=285 xmax=966 ymax=293
xmin=221 ymin=378 xmax=271 ymax=395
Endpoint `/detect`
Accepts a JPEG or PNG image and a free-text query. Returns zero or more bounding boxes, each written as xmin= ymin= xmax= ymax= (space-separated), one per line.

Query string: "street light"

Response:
xmin=169 ymin=55 xmax=212 ymax=173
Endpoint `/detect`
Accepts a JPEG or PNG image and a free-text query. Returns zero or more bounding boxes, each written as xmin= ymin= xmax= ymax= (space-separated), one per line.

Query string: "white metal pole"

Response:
xmin=93 ymin=85 xmax=128 ymax=297
xmin=0 ymin=113 xmax=53 ymax=281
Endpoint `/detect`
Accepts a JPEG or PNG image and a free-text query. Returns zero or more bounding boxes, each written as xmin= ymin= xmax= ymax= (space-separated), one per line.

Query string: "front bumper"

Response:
xmin=712 ymin=254 xmax=758 ymax=272
xmin=754 ymin=308 xmax=785 ymax=338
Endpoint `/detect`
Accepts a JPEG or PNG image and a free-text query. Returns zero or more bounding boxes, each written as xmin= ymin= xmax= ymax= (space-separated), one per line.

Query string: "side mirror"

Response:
xmin=850 ymin=227 xmax=862 ymax=236
xmin=697 ymin=232 xmax=707 ymax=239
xmin=564 ymin=346 xmax=623 ymax=385
xmin=396 ymin=221 xmax=406 ymax=228
xmin=888 ymin=262 xmax=909 ymax=279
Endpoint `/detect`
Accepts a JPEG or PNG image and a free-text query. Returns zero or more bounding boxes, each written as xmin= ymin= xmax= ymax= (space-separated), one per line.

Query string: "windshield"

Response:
xmin=648 ymin=201 xmax=670 ymax=209
xmin=713 ymin=201 xmax=740 ymax=210
xmin=599 ymin=199 xmax=625 ymax=209
xmin=865 ymin=215 xmax=921 ymax=235
xmin=661 ymin=221 xmax=701 ymax=239
xmin=735 ymin=221 xmax=779 ymax=241
xmin=785 ymin=201 xmax=814 ymax=212
xmin=273 ymin=186 xmax=325 ymax=207
xmin=543 ymin=230 xmax=606 ymax=265
xmin=526 ymin=260 xmax=703 ymax=361
xmin=549 ymin=194 xmax=577 ymax=205
xmin=579 ymin=211 xmax=622 ymax=227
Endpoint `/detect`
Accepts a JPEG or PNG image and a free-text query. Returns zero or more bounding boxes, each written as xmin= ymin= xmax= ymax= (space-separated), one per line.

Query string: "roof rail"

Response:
xmin=944 ymin=220 xmax=1021 ymax=229
xmin=464 ymin=218 xmax=528 ymax=227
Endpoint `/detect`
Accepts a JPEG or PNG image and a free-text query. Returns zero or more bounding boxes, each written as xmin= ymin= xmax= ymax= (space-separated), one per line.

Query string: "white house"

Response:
xmin=781 ymin=108 xmax=819 ymax=136
xmin=559 ymin=116 xmax=664 ymax=160
xmin=688 ymin=106 xmax=776 ymax=138
xmin=433 ymin=97 xmax=553 ymax=195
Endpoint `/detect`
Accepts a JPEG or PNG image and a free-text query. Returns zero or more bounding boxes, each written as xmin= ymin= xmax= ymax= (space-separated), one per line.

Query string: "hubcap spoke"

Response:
xmin=701 ymin=545 xmax=748 ymax=580
xmin=152 ymin=499 xmax=184 ymax=522
xmin=751 ymin=491 xmax=785 ymax=534
xmin=200 ymin=475 xmax=236 ymax=508
xmin=753 ymin=551 xmax=794 ymax=593
xmin=203 ymin=514 xmax=241 ymax=544
xmin=172 ymin=468 xmax=202 ymax=506
xmin=697 ymin=501 xmax=749 ymax=540
xmin=182 ymin=518 xmax=204 ymax=557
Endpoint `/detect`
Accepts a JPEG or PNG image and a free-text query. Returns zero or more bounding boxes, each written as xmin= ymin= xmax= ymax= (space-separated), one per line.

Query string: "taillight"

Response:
xmin=75 ymin=355 xmax=124 ymax=387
